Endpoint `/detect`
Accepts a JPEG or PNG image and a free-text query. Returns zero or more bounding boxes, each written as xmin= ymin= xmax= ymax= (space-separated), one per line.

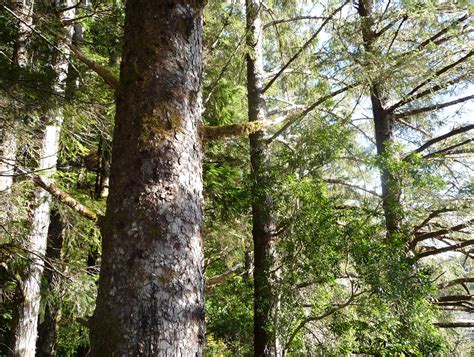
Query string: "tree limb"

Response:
xmin=263 ymin=16 xmax=328 ymax=29
xmin=422 ymin=139 xmax=472 ymax=159
xmin=415 ymin=239 xmax=474 ymax=259
xmin=395 ymin=95 xmax=474 ymax=118
xmin=15 ymin=165 xmax=98 ymax=222
xmin=437 ymin=277 xmax=474 ymax=289
xmin=404 ymin=125 xmax=474 ymax=159
xmin=434 ymin=321 xmax=474 ymax=328
xmin=388 ymin=51 xmax=473 ymax=112
xmin=67 ymin=42 xmax=120 ymax=91
xmin=412 ymin=219 xmax=473 ymax=246
xmin=205 ymin=263 xmax=243 ymax=290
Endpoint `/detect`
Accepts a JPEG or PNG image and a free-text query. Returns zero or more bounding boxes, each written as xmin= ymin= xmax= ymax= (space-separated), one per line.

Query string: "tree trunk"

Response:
xmin=90 ymin=1 xmax=206 ymax=355
xmin=358 ymin=0 xmax=402 ymax=238
xmin=245 ymin=1 xmax=280 ymax=355
xmin=0 ymin=0 xmax=34 ymax=210
xmin=36 ymin=210 xmax=65 ymax=357
xmin=8 ymin=2 xmax=75 ymax=355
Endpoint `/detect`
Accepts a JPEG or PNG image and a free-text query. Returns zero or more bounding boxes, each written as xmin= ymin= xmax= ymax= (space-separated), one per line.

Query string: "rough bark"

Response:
xmin=90 ymin=1 xmax=206 ymax=355
xmin=358 ymin=0 xmax=402 ymax=238
xmin=8 ymin=2 xmax=75 ymax=355
xmin=36 ymin=210 xmax=65 ymax=357
xmin=0 ymin=0 xmax=34 ymax=210
xmin=245 ymin=1 xmax=280 ymax=355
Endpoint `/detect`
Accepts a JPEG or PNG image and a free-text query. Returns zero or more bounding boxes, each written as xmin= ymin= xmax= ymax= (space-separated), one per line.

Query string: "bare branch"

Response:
xmin=437 ymin=277 xmax=474 ymax=289
xmin=395 ymin=95 xmax=474 ymax=118
xmin=263 ymin=16 xmax=328 ymax=29
xmin=417 ymin=14 xmax=469 ymax=50
xmin=416 ymin=239 xmax=474 ymax=259
xmin=412 ymin=219 xmax=473 ymax=246
xmin=434 ymin=321 xmax=474 ymax=328
xmin=404 ymin=125 xmax=474 ymax=159
xmin=422 ymin=139 xmax=472 ymax=159
xmin=206 ymin=263 xmax=243 ymax=290
xmin=324 ymin=178 xmax=381 ymax=197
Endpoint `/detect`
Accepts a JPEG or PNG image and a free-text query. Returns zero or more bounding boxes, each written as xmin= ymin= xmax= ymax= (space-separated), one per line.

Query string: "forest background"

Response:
xmin=0 ymin=0 xmax=473 ymax=355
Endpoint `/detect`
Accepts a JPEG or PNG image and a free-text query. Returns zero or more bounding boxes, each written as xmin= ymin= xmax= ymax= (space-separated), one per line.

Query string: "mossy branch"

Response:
xmin=67 ymin=42 xmax=120 ymax=91
xmin=203 ymin=121 xmax=267 ymax=140
xmin=14 ymin=165 xmax=98 ymax=222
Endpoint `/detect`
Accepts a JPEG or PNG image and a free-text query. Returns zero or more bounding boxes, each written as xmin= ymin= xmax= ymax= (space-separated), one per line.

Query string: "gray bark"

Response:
xmin=90 ymin=1 xmax=206 ymax=355
xmin=8 ymin=2 xmax=75 ymax=355
xmin=245 ymin=1 xmax=280 ymax=355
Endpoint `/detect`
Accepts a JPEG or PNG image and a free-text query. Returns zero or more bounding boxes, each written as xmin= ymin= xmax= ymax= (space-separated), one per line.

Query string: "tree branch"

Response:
xmin=404 ymin=125 xmax=474 ymax=159
xmin=412 ymin=219 xmax=473 ymax=246
xmin=415 ymin=239 xmax=474 ymax=259
xmin=437 ymin=277 xmax=474 ymax=289
xmin=434 ymin=321 xmax=474 ymax=328
xmin=67 ymin=42 xmax=120 ymax=91
xmin=388 ymin=51 xmax=473 ymax=112
xmin=15 ymin=166 xmax=98 ymax=222
xmin=396 ymin=95 xmax=474 ymax=119
xmin=266 ymin=83 xmax=356 ymax=143
xmin=263 ymin=16 xmax=328 ymax=29
xmin=324 ymin=178 xmax=381 ymax=197
xmin=205 ymin=263 xmax=243 ymax=290
xmin=422 ymin=139 xmax=472 ymax=159
xmin=262 ymin=0 xmax=349 ymax=94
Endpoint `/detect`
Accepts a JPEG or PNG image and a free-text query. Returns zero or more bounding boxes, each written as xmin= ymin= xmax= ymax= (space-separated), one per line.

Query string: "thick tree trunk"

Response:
xmin=36 ymin=210 xmax=65 ymax=357
xmin=90 ymin=1 xmax=206 ymax=355
xmin=358 ymin=0 xmax=402 ymax=238
xmin=8 ymin=2 xmax=75 ymax=355
xmin=245 ymin=1 xmax=280 ymax=355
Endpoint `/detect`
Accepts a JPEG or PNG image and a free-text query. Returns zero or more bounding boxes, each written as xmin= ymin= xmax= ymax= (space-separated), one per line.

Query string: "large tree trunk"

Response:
xmin=36 ymin=210 xmax=65 ymax=357
xmin=358 ymin=0 xmax=402 ymax=238
xmin=90 ymin=1 xmax=206 ymax=355
xmin=245 ymin=1 xmax=280 ymax=355
xmin=8 ymin=2 xmax=75 ymax=355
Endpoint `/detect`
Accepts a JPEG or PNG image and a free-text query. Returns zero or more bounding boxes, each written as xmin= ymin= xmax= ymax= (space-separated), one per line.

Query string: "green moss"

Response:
xmin=139 ymin=102 xmax=183 ymax=148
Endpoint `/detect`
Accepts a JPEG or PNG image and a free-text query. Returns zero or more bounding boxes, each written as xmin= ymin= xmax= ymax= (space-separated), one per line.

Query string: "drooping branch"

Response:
xmin=437 ymin=294 xmax=472 ymax=303
xmin=395 ymin=95 xmax=474 ymax=118
xmin=388 ymin=51 xmax=473 ymax=112
xmin=415 ymin=239 xmax=474 ymax=259
xmin=67 ymin=42 xmax=120 ymax=91
xmin=261 ymin=0 xmax=349 ymax=94
xmin=404 ymin=124 xmax=474 ymax=159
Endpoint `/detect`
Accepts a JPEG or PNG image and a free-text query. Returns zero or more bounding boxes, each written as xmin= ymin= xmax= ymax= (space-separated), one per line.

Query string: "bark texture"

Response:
xmin=358 ymin=0 xmax=402 ymax=238
xmin=0 ymin=0 xmax=34 ymax=207
xmin=8 ymin=2 xmax=75 ymax=355
xmin=36 ymin=210 xmax=65 ymax=357
xmin=245 ymin=1 xmax=279 ymax=355
xmin=90 ymin=1 xmax=206 ymax=355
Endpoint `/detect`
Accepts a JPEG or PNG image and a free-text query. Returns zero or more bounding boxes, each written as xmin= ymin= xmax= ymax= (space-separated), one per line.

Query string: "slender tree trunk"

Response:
xmin=245 ymin=1 xmax=280 ymax=355
xmin=0 ymin=0 xmax=34 ymax=209
xmin=8 ymin=2 xmax=75 ymax=355
xmin=36 ymin=210 xmax=65 ymax=357
xmin=90 ymin=1 xmax=206 ymax=355
xmin=358 ymin=0 xmax=402 ymax=238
